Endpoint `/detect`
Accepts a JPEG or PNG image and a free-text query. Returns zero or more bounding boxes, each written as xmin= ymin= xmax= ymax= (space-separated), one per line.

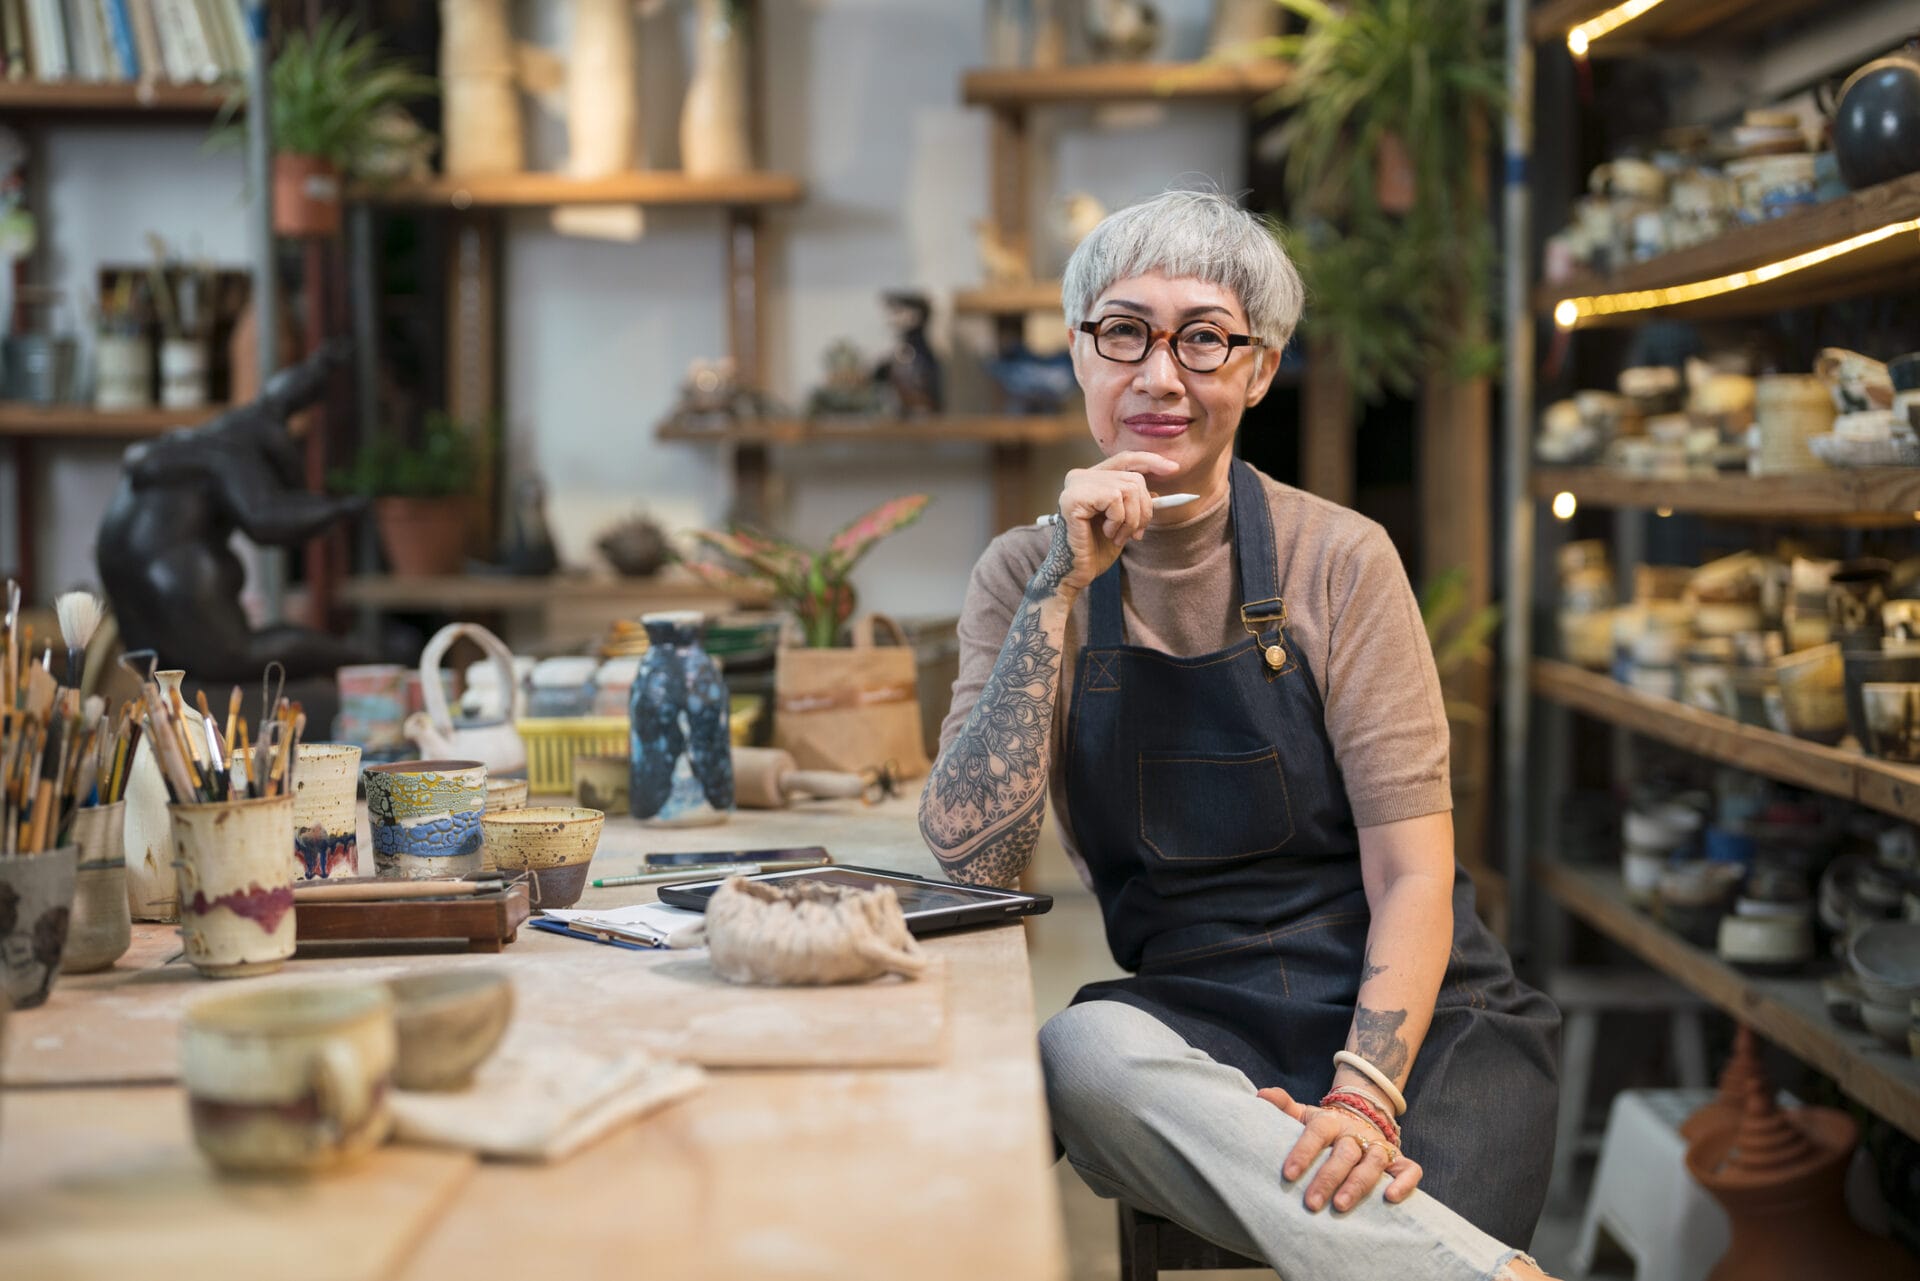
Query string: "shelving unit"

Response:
xmin=656 ymin=414 xmax=1083 ymax=446
xmin=1509 ymin=3 xmax=1920 ymax=1152
xmin=961 ymin=60 xmax=1290 ymax=106
xmin=356 ymin=171 xmax=805 ymax=211
xmin=0 ymin=403 xmax=221 ymax=439
xmin=0 ymin=81 xmax=233 ymax=115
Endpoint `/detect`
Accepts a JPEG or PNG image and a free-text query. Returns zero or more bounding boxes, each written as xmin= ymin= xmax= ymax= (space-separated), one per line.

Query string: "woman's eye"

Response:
xmin=1101 ymin=318 xmax=1148 ymax=339
xmin=1183 ymin=328 xmax=1227 ymax=348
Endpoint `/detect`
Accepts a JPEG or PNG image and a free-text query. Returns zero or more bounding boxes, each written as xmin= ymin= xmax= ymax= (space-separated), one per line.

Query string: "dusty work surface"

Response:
xmin=0 ymin=798 xmax=1068 ymax=1281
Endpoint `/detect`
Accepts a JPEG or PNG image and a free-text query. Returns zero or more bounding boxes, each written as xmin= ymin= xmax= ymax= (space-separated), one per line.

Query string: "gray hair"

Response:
xmin=1061 ymin=190 xmax=1304 ymax=351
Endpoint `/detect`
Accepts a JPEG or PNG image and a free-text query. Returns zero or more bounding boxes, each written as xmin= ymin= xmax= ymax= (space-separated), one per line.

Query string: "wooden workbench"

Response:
xmin=0 ymin=799 xmax=1069 ymax=1281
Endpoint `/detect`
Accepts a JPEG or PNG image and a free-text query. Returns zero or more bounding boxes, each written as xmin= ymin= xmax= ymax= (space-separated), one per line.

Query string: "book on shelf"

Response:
xmin=24 ymin=0 xmax=70 ymax=80
xmin=125 ymin=0 xmax=159 ymax=82
xmin=99 ymin=0 xmax=135 ymax=78
xmin=2 ymin=0 xmax=26 ymax=80
xmin=63 ymin=0 xmax=104 ymax=82
xmin=161 ymin=0 xmax=214 ymax=81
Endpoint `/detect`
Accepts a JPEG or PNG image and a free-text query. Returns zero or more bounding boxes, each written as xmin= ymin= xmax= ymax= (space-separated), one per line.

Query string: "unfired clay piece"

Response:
xmin=702 ymin=876 xmax=927 ymax=986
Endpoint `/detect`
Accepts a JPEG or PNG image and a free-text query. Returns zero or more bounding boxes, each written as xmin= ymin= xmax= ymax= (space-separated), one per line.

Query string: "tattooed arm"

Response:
xmin=920 ymin=451 xmax=1180 ymax=887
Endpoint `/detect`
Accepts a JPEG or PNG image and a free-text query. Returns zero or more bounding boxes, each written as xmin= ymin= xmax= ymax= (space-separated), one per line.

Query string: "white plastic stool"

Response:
xmin=1571 ymin=1088 xmax=1728 ymax=1281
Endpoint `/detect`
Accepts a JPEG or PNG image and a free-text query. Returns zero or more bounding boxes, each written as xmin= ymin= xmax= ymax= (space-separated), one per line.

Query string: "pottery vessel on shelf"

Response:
xmin=680 ymin=0 xmax=753 ymax=176
xmin=1841 ymin=650 xmax=1920 ymax=749
xmin=1860 ymin=999 xmax=1909 ymax=1049
xmin=335 ymin=663 xmax=409 ymax=754
xmin=172 ymin=794 xmax=298 ymax=980
xmin=1718 ymin=912 xmax=1812 ymax=973
xmin=1752 ymin=375 xmax=1835 ymax=476
xmin=385 ymin=969 xmax=514 ymax=1091
xmin=1849 ymin=920 xmax=1920 ymax=1006
xmin=479 ymin=806 xmax=604 ymax=909
xmin=0 ymin=845 xmax=75 ymax=1009
xmin=363 ymin=760 xmax=487 ymax=880
xmin=61 ymin=802 xmax=130 ymax=974
xmin=181 ymin=982 xmax=394 ymax=1174
xmin=1861 ymin=682 xmax=1920 ymax=762
xmin=1831 ymin=44 xmax=1920 ymax=190
xmin=292 ymin=743 xmax=361 ymax=881
xmin=1826 ymin=558 xmax=1892 ymax=645
xmin=1772 ymin=643 xmax=1847 ymax=744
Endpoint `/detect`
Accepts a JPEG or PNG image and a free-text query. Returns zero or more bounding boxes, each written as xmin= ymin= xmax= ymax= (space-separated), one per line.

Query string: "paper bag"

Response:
xmin=774 ymin=614 xmax=931 ymax=780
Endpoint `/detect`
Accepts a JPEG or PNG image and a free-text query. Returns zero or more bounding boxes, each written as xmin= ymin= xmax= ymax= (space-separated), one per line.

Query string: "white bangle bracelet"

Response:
xmin=1332 ymin=1051 xmax=1408 ymax=1117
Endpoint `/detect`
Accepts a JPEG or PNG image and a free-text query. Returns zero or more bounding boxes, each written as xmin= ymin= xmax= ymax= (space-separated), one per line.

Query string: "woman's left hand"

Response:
xmin=1258 ymin=1086 xmax=1423 ymax=1212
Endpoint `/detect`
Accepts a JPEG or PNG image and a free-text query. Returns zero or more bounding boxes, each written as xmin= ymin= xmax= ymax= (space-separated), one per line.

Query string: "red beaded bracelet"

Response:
xmin=1320 ymin=1089 xmax=1401 ymax=1148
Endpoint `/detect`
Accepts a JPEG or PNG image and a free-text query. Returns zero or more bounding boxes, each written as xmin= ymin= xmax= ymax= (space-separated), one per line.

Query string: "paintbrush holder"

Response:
xmin=0 ymin=845 xmax=76 ymax=1009
xmin=93 ymin=333 xmax=153 ymax=410
xmin=122 ymin=670 xmax=204 ymax=922
xmin=159 ymin=336 xmax=209 ymax=409
xmin=171 ymin=793 xmax=297 ymax=979
xmin=62 ymin=802 xmax=131 ymax=974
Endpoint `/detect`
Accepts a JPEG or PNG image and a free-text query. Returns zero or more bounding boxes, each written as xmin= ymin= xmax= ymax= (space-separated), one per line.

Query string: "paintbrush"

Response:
xmin=54 ymin=592 xmax=102 ymax=691
xmin=223 ymin=687 xmax=240 ymax=773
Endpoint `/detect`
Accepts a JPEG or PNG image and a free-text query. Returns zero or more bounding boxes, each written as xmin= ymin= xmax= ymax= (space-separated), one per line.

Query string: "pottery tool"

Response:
xmin=1035 ymin=492 xmax=1198 ymax=527
xmin=53 ymin=591 xmax=101 ymax=689
xmin=590 ymin=860 xmax=826 ymax=889
xmin=294 ymin=877 xmax=507 ymax=903
xmin=732 ymin=746 xmax=884 ymax=809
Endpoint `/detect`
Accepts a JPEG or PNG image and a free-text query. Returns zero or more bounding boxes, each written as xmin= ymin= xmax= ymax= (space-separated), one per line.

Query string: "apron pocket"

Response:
xmin=1138 ymin=746 xmax=1293 ymax=863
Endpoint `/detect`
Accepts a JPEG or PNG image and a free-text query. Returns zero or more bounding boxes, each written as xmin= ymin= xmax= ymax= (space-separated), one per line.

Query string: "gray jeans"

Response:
xmin=1041 ymin=1000 xmax=1536 ymax=1281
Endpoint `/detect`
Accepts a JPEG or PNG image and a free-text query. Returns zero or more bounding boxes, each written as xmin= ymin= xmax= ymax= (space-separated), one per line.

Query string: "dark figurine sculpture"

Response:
xmin=875 ymin=290 xmax=941 ymax=415
xmin=95 ymin=341 xmax=374 ymax=682
xmin=501 ymin=475 xmax=560 ymax=577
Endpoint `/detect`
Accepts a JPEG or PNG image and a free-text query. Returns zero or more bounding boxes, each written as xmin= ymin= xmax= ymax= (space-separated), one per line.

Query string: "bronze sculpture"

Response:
xmin=96 ymin=342 xmax=374 ymax=681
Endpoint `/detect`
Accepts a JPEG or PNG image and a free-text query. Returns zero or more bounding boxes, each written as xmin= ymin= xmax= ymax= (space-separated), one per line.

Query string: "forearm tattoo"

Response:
xmin=920 ymin=526 xmax=1073 ymax=886
xmin=1351 ymin=1006 xmax=1412 ymax=1082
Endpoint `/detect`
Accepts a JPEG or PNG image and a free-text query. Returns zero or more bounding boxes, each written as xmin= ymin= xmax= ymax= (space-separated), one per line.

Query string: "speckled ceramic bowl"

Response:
xmin=385 ymin=969 xmax=513 ymax=1091
xmin=479 ymin=806 xmax=604 ymax=908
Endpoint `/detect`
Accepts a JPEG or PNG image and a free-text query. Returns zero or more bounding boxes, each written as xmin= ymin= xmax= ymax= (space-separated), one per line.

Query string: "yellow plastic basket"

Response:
xmin=515 ymin=696 xmax=764 ymax=797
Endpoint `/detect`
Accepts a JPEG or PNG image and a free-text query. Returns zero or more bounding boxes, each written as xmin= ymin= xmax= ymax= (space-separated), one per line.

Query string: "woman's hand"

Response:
xmin=1259 ymin=1086 xmax=1423 ymax=1213
xmin=1050 ymin=452 xmax=1183 ymax=597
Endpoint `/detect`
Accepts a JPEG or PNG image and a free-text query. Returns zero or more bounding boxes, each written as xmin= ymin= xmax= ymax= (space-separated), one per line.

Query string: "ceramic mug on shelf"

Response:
xmin=363 ymin=760 xmax=487 ymax=879
xmin=292 ymin=743 xmax=362 ymax=881
xmin=181 ymin=982 xmax=395 ymax=1175
xmin=172 ymin=793 xmax=298 ymax=979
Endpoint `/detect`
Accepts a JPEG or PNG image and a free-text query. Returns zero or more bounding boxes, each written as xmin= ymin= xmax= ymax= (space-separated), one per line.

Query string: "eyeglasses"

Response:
xmin=1077 ymin=316 xmax=1266 ymax=373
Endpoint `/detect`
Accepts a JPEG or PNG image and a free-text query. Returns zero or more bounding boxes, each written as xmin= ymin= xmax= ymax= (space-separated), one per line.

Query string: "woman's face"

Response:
xmin=1070 ymin=272 xmax=1281 ymax=498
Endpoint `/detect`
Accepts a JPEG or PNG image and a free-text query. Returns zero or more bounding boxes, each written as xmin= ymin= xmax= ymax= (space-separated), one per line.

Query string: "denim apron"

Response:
xmin=1062 ymin=460 xmax=1559 ymax=1245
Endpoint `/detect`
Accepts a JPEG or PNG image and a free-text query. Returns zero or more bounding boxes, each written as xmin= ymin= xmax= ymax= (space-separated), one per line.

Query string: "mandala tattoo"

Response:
xmin=1352 ymin=1006 xmax=1411 ymax=1081
xmin=919 ymin=525 xmax=1072 ymax=887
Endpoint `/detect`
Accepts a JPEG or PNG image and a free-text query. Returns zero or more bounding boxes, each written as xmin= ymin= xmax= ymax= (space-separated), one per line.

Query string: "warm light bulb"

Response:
xmin=1552 ymin=491 xmax=1577 ymax=520
xmin=1656 ymin=506 xmax=1673 ymax=517
xmin=1567 ymin=29 xmax=1589 ymax=56
xmin=1567 ymin=0 xmax=1671 ymax=54
xmin=1554 ymin=299 xmax=1579 ymax=329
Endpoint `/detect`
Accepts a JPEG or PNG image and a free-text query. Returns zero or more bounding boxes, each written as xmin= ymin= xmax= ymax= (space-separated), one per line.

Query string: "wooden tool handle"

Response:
xmin=292 ymin=879 xmax=501 ymax=903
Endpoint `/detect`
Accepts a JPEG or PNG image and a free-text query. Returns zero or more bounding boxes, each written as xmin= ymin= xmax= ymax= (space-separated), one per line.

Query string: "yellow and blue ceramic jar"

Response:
xmin=362 ymin=760 xmax=487 ymax=879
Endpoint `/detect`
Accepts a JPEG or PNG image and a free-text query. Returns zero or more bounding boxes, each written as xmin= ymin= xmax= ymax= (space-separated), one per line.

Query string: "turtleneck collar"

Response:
xmin=1126 ymin=480 xmax=1233 ymax=571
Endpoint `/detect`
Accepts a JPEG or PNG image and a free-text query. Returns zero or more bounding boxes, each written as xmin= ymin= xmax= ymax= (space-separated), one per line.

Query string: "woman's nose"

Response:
xmin=1134 ymin=343 xmax=1185 ymax=398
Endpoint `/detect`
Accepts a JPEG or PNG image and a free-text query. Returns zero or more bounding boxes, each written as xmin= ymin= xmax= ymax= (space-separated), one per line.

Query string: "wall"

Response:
xmin=9 ymin=0 xmax=1251 ymax=627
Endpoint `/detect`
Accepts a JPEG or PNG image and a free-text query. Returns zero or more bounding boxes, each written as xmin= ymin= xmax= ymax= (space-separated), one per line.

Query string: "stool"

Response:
xmin=1547 ymin=969 xmax=1711 ymax=1199
xmin=1118 ymin=1205 xmax=1268 ymax=1279
xmin=1571 ymin=1088 xmax=1729 ymax=1281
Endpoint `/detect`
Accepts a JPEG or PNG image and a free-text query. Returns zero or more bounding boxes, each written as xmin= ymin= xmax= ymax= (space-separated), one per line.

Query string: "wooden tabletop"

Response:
xmin=0 ymin=799 xmax=1068 ymax=1281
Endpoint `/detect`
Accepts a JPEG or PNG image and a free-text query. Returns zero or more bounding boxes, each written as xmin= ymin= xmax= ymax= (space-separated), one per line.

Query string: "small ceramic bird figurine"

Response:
xmin=1086 ymin=0 xmax=1160 ymax=61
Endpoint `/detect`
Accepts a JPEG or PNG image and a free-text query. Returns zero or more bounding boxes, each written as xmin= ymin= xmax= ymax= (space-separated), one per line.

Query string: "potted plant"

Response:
xmin=679 ymin=494 xmax=932 ymax=647
xmin=218 ymin=16 xmax=437 ymax=238
xmin=332 ymin=413 xmax=485 ymax=578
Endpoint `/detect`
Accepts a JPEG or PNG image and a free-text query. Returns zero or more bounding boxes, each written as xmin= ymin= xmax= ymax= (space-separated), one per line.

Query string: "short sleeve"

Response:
xmin=1320 ymin=524 xmax=1453 ymax=828
xmin=937 ymin=533 xmax=1046 ymax=751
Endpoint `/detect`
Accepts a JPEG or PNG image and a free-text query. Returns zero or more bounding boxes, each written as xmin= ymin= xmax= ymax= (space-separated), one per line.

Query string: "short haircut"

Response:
xmin=1061 ymin=189 xmax=1304 ymax=351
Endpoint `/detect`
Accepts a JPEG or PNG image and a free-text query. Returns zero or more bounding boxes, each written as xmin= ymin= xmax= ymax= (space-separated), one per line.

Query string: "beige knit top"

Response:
xmin=936 ymin=468 xmax=1452 ymax=888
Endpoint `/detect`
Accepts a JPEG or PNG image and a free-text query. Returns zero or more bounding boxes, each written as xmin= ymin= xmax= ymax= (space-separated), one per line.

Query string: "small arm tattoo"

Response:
xmin=1352 ymin=1006 xmax=1411 ymax=1081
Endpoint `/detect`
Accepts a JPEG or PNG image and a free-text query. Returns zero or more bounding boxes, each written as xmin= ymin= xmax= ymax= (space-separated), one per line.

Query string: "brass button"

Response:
xmin=1265 ymin=645 xmax=1286 ymax=670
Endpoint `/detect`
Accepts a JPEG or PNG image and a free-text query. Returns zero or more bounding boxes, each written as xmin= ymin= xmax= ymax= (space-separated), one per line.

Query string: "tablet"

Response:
xmin=658 ymin=865 xmax=1053 ymax=935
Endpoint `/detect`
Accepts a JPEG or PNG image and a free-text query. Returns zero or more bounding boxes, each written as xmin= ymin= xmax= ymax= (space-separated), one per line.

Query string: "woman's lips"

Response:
xmin=1124 ymin=414 xmax=1191 ymax=438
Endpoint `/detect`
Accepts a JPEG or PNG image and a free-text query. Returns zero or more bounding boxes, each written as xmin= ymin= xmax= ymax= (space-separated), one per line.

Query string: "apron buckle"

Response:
xmin=1240 ymin=598 xmax=1292 ymax=678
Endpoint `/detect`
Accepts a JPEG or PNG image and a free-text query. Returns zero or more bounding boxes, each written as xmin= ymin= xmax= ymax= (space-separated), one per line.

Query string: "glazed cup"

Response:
xmin=181 ymin=982 xmax=395 ymax=1175
xmin=571 ymin=754 xmax=631 ymax=814
xmin=0 ymin=845 xmax=76 ymax=1009
xmin=335 ymin=663 xmax=409 ymax=753
xmin=1772 ymin=643 xmax=1847 ymax=744
xmin=292 ymin=743 xmax=362 ymax=881
xmin=363 ymin=760 xmax=487 ymax=880
xmin=172 ymin=794 xmax=298 ymax=980
xmin=385 ymin=969 xmax=513 ymax=1091
xmin=1863 ymin=683 xmax=1920 ymax=763
xmin=479 ymin=776 xmax=530 ymax=873
xmin=61 ymin=801 xmax=131 ymax=974
xmin=479 ymin=806 xmax=604 ymax=908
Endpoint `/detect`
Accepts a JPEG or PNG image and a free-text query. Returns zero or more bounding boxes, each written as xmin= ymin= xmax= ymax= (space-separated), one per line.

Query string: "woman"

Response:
xmin=920 ymin=190 xmax=1560 ymax=1281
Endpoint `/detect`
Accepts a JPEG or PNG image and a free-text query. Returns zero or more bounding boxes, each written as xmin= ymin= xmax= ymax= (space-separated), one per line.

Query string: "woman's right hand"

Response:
xmin=1048 ymin=452 xmax=1182 ymax=598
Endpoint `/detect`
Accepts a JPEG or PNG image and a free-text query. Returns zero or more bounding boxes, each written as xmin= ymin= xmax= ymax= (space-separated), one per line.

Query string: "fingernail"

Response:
xmin=1336 ymin=1196 xmax=1350 ymax=1210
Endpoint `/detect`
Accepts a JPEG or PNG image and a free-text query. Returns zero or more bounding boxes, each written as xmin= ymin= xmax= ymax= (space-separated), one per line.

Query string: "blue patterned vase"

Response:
xmin=630 ymin=612 xmax=734 ymax=825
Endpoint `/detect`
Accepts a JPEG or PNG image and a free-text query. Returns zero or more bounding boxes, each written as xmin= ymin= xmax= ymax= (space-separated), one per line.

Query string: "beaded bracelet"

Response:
xmin=1320 ymin=1090 xmax=1401 ymax=1149
xmin=1332 ymin=1050 xmax=1409 ymax=1117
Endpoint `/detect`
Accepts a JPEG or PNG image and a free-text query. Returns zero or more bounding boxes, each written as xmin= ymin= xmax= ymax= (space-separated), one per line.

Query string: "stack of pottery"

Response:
xmin=1730 ymin=629 xmax=1786 ymax=728
xmin=1656 ymin=860 xmax=1744 ymax=946
xmin=1623 ymin=800 xmax=1704 ymax=906
xmin=1615 ymin=602 xmax=1693 ymax=699
xmin=1556 ymin=540 xmax=1616 ymax=670
xmin=1848 ymin=921 xmax=1920 ymax=1052
xmin=1720 ymin=858 xmax=1816 ymax=973
xmin=1752 ymin=375 xmax=1835 ymax=476
xmin=1891 ymin=352 xmax=1920 ymax=434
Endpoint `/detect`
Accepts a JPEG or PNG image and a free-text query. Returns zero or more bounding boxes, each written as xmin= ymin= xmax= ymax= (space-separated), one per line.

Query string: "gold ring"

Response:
xmin=1363 ymin=1139 xmax=1400 ymax=1164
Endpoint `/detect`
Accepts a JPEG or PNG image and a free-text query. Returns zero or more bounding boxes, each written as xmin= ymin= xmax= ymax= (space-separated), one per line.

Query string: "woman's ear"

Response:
xmin=1244 ymin=345 xmax=1283 ymax=408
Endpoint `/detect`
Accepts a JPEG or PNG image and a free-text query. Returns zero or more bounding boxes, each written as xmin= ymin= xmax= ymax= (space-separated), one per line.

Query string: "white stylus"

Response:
xmin=1036 ymin=493 xmax=1200 ymax=527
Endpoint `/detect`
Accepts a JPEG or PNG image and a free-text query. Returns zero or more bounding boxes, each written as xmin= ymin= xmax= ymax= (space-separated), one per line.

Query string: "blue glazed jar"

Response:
xmin=630 ymin=611 xmax=734 ymax=825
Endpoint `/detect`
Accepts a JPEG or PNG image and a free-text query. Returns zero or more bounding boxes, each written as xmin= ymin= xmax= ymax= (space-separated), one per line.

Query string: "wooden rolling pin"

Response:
xmin=733 ymin=747 xmax=877 ymax=809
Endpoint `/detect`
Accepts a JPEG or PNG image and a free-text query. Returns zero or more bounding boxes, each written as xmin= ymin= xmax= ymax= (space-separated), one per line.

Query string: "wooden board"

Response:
xmin=357 ymin=170 xmax=805 ymax=209
xmin=294 ymin=882 xmax=530 ymax=952
xmin=0 ymin=1087 xmax=473 ymax=1281
xmin=1528 ymin=0 xmax=1829 ymax=49
xmin=1531 ymin=466 xmax=1920 ymax=525
xmin=4 ymin=945 xmax=947 ymax=1086
xmin=962 ymin=60 xmax=1290 ymax=106
xmin=655 ymin=414 xmax=1085 ymax=446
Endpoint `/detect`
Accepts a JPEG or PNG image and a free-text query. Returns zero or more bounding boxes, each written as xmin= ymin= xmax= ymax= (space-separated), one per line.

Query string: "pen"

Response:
xmin=591 ymin=859 xmax=820 ymax=889
xmin=1035 ymin=492 xmax=1199 ymax=526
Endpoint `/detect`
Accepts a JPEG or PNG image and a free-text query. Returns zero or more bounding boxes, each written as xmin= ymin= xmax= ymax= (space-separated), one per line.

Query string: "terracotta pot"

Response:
xmin=374 ymin=496 xmax=474 ymax=577
xmin=272 ymin=152 xmax=343 ymax=239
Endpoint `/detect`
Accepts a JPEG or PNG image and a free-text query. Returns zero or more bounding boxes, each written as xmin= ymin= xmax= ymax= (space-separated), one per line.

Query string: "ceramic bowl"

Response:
xmin=1862 ymin=682 xmax=1920 ymax=762
xmin=1850 ymin=920 xmax=1920 ymax=1005
xmin=1823 ymin=973 xmax=1866 ymax=1028
xmin=1773 ymin=643 xmax=1848 ymax=744
xmin=1861 ymin=999 xmax=1910 ymax=1050
xmin=1718 ymin=912 xmax=1812 ymax=973
xmin=484 ymin=777 xmax=529 ymax=813
xmin=385 ymin=969 xmax=513 ymax=1092
xmin=1624 ymin=803 xmax=1703 ymax=852
xmin=479 ymin=806 xmax=605 ymax=909
xmin=1842 ymin=651 xmax=1920 ymax=748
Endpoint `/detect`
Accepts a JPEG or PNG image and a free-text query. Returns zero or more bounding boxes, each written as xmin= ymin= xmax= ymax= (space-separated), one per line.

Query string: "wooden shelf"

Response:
xmin=0 ymin=402 xmax=218 ymax=439
xmin=962 ymin=60 xmax=1290 ymax=107
xmin=356 ymin=171 xmax=805 ymax=210
xmin=954 ymin=281 xmax=1064 ymax=314
xmin=1536 ymin=861 xmax=1920 ymax=1142
xmin=0 ymin=80 xmax=232 ymax=115
xmin=1537 ymin=172 xmax=1920 ymax=325
xmin=656 ymin=414 xmax=1087 ymax=446
xmin=1532 ymin=466 xmax=1920 ymax=526
xmin=339 ymin=571 xmax=762 ymax=613
xmin=1532 ymin=658 xmax=1920 ymax=824
xmin=1529 ymin=0 xmax=1832 ymax=51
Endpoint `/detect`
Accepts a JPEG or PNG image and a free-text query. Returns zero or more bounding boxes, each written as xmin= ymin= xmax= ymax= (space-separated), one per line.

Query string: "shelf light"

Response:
xmin=1656 ymin=506 xmax=1673 ymax=517
xmin=1552 ymin=491 xmax=1578 ymax=520
xmin=1566 ymin=0 xmax=1669 ymax=55
xmin=1553 ymin=218 xmax=1920 ymax=327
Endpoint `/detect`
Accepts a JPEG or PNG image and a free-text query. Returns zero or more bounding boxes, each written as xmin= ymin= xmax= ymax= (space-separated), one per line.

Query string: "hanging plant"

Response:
xmin=1254 ymin=0 xmax=1506 ymax=401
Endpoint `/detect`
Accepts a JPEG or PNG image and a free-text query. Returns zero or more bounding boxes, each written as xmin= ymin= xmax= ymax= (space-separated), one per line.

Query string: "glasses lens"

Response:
xmin=1095 ymin=317 xmax=1150 ymax=362
xmin=1175 ymin=325 xmax=1231 ymax=371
